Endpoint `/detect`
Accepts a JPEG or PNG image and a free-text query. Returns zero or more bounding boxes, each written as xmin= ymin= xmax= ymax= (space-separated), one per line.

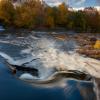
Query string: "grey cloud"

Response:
xmin=96 ymin=0 xmax=100 ymax=4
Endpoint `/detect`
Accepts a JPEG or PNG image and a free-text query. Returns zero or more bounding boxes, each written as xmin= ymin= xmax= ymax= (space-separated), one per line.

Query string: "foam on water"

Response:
xmin=0 ymin=34 xmax=100 ymax=80
xmin=19 ymin=73 xmax=37 ymax=80
xmin=24 ymin=38 xmax=100 ymax=79
xmin=0 ymin=52 xmax=35 ymax=66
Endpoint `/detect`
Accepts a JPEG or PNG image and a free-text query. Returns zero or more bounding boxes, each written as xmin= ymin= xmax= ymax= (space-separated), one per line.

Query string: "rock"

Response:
xmin=77 ymin=49 xmax=100 ymax=59
xmin=90 ymin=37 xmax=97 ymax=42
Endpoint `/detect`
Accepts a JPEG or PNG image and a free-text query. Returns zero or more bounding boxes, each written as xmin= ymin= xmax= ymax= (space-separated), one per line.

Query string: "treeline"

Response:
xmin=0 ymin=0 xmax=100 ymax=32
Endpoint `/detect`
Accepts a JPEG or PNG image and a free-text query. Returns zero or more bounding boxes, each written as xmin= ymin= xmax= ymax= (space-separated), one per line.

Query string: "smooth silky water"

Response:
xmin=0 ymin=33 xmax=99 ymax=100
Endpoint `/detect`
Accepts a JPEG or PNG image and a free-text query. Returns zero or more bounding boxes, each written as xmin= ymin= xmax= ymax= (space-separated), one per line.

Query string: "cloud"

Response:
xmin=96 ymin=0 xmax=100 ymax=5
xmin=44 ymin=0 xmax=86 ymax=6
xmin=67 ymin=0 xmax=86 ymax=6
xmin=44 ymin=0 xmax=64 ymax=6
xmin=74 ymin=0 xmax=86 ymax=5
xmin=48 ymin=2 xmax=61 ymax=6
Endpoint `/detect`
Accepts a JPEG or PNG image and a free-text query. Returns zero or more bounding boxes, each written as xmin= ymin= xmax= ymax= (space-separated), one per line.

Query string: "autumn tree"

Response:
xmin=33 ymin=0 xmax=45 ymax=27
xmin=14 ymin=3 xmax=35 ymax=28
xmin=0 ymin=0 xmax=100 ymax=32
xmin=14 ymin=0 xmax=45 ymax=28
xmin=84 ymin=7 xmax=100 ymax=32
xmin=45 ymin=7 xmax=55 ymax=28
xmin=0 ymin=0 xmax=15 ymax=26
xmin=57 ymin=3 xmax=68 ymax=27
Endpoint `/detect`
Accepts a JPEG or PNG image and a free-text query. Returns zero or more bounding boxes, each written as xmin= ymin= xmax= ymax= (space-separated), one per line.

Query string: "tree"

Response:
xmin=84 ymin=8 xmax=100 ymax=32
xmin=14 ymin=5 xmax=35 ymax=28
xmin=45 ymin=7 xmax=55 ymax=28
xmin=14 ymin=0 xmax=45 ymax=28
xmin=0 ymin=0 xmax=15 ymax=26
xmin=67 ymin=11 xmax=87 ymax=32
xmin=74 ymin=11 xmax=86 ymax=32
xmin=57 ymin=3 xmax=68 ymax=27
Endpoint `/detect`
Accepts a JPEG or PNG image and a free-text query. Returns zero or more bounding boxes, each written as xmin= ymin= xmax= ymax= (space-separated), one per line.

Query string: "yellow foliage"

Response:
xmin=57 ymin=3 xmax=68 ymax=25
xmin=94 ymin=40 xmax=100 ymax=49
xmin=14 ymin=6 xmax=35 ymax=28
xmin=46 ymin=16 xmax=55 ymax=28
xmin=0 ymin=0 xmax=15 ymax=24
xmin=14 ymin=0 xmax=44 ymax=28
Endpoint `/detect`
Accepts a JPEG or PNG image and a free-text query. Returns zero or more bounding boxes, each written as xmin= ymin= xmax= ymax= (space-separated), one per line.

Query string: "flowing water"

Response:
xmin=0 ymin=32 xmax=100 ymax=100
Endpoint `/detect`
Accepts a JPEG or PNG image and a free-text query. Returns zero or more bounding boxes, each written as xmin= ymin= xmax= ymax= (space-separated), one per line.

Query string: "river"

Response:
xmin=0 ymin=32 xmax=99 ymax=100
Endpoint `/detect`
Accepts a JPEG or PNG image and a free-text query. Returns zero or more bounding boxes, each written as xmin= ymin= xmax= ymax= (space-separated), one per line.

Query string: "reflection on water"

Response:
xmin=0 ymin=56 xmax=96 ymax=100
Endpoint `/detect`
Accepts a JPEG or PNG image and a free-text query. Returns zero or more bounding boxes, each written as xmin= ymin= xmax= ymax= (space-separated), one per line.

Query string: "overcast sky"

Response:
xmin=44 ymin=0 xmax=99 ymax=8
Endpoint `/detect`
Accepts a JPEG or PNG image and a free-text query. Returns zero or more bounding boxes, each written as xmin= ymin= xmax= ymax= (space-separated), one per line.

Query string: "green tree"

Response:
xmin=67 ymin=11 xmax=86 ymax=32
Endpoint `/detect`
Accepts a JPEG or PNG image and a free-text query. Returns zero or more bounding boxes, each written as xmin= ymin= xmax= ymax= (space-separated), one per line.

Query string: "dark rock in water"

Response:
xmin=6 ymin=62 xmax=38 ymax=76
xmin=90 ymin=37 xmax=97 ymax=42
xmin=63 ymin=70 xmax=92 ymax=81
xmin=12 ymin=68 xmax=16 ymax=74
